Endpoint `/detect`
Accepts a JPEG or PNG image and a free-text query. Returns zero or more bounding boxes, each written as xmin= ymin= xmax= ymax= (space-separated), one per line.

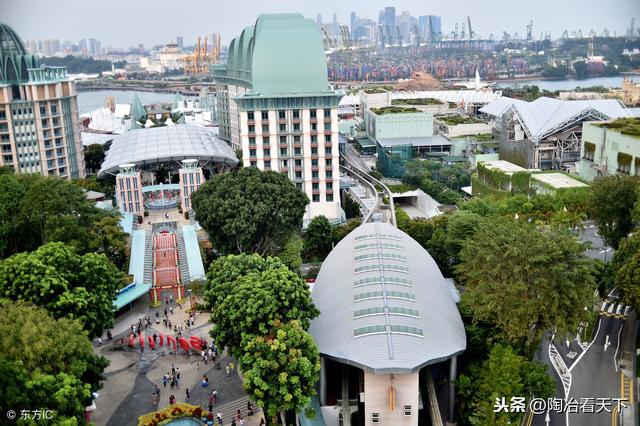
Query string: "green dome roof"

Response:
xmin=0 ymin=22 xmax=40 ymax=84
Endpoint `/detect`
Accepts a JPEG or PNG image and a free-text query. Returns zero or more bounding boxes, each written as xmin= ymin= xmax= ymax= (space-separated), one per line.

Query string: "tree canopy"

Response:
xmin=191 ymin=168 xmax=309 ymax=255
xmin=303 ymin=215 xmax=333 ymax=261
xmin=456 ymin=217 xmax=596 ymax=348
xmin=0 ymin=242 xmax=124 ymax=338
xmin=240 ymin=320 xmax=320 ymax=423
xmin=207 ymin=254 xmax=319 ymax=358
xmin=279 ymin=233 xmax=303 ymax=273
xmin=588 ymin=175 xmax=640 ymax=249
xmin=0 ymin=302 xmax=108 ymax=424
xmin=613 ymin=233 xmax=640 ymax=312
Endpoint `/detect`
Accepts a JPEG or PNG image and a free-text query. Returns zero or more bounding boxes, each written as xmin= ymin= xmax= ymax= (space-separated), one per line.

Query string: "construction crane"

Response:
xmin=628 ymin=18 xmax=635 ymax=39
xmin=340 ymin=25 xmax=351 ymax=49
xmin=588 ymin=33 xmax=594 ymax=57
xmin=526 ymin=20 xmax=533 ymax=40
xmin=562 ymin=30 xmax=569 ymax=39
xmin=386 ymin=25 xmax=393 ymax=45
xmin=502 ymin=31 xmax=511 ymax=41
xmin=461 ymin=22 xmax=466 ymax=40
xmin=602 ymin=29 xmax=610 ymax=37
xmin=454 ymin=23 xmax=459 ymax=40
xmin=513 ymin=32 xmax=520 ymax=40
xmin=320 ymin=27 xmax=335 ymax=49
xmin=467 ymin=16 xmax=474 ymax=39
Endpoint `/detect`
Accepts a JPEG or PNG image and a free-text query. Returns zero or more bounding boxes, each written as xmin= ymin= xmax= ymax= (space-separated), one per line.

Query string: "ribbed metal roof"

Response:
xmin=480 ymin=96 xmax=632 ymax=142
xmin=98 ymin=125 xmax=238 ymax=176
xmin=0 ymin=22 xmax=40 ymax=84
xmin=309 ymin=222 xmax=466 ymax=374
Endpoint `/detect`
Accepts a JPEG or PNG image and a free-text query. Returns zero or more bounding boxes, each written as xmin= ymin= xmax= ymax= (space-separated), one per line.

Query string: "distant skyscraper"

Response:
xmin=350 ymin=12 xmax=357 ymax=33
xmin=316 ymin=14 xmax=322 ymax=26
xmin=78 ymin=38 xmax=87 ymax=51
xmin=88 ymin=38 xmax=101 ymax=56
xmin=384 ymin=7 xmax=396 ymax=33
xmin=176 ymin=36 xmax=184 ymax=49
xmin=332 ymin=13 xmax=339 ymax=38
xmin=427 ymin=15 xmax=442 ymax=41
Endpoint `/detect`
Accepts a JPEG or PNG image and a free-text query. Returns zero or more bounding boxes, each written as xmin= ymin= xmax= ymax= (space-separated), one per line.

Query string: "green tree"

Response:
xmin=465 ymin=345 xmax=554 ymax=426
xmin=208 ymin=254 xmax=319 ymax=358
xmin=279 ymin=233 xmax=303 ymax=273
xmin=332 ymin=219 xmax=361 ymax=245
xmin=83 ymin=144 xmax=105 ymax=173
xmin=588 ymin=176 xmax=639 ymax=249
xmin=192 ymin=168 xmax=309 ymax=255
xmin=88 ymin=213 xmax=129 ymax=269
xmin=0 ymin=243 xmax=124 ymax=337
xmin=0 ymin=174 xmax=25 ymax=256
xmin=303 ymin=216 xmax=333 ymax=261
xmin=0 ymin=302 xmax=108 ymax=424
xmin=456 ymin=218 xmax=596 ymax=349
xmin=573 ymin=61 xmax=589 ymax=79
xmin=240 ymin=320 xmax=320 ymax=425
xmin=444 ymin=211 xmax=483 ymax=266
xmin=614 ymin=250 xmax=640 ymax=312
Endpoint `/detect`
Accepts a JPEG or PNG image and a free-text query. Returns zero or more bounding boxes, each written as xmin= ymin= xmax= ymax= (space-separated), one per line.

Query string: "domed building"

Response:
xmin=0 ymin=23 xmax=84 ymax=178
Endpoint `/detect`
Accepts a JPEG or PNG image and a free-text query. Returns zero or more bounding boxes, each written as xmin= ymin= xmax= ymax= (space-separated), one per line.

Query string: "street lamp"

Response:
xmin=188 ymin=289 xmax=193 ymax=312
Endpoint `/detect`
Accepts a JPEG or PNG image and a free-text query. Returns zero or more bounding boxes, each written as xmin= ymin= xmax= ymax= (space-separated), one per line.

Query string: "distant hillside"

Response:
xmin=40 ymin=55 xmax=126 ymax=74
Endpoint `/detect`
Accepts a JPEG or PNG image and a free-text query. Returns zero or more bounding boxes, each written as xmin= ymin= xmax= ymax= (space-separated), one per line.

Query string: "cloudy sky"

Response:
xmin=2 ymin=0 xmax=638 ymax=48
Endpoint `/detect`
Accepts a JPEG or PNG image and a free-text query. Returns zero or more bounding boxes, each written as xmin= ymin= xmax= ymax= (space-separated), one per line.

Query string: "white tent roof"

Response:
xmin=480 ymin=97 xmax=632 ymax=142
xmin=98 ymin=125 xmax=238 ymax=176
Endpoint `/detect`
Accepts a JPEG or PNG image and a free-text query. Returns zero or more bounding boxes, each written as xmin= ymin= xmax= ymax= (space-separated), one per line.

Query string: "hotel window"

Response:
xmin=295 ymin=159 xmax=302 ymax=167
xmin=279 ymin=124 xmax=286 ymax=132
xmin=296 ymin=182 xmax=303 ymax=190
xmin=278 ymin=110 xmax=286 ymax=119
xmin=294 ymin=147 xmax=301 ymax=155
xmin=249 ymin=149 xmax=256 ymax=157
xmin=279 ymin=136 xmax=287 ymax=144
xmin=326 ymin=182 xmax=333 ymax=190
xmin=263 ymin=149 xmax=270 ymax=157
xmin=311 ymin=135 xmax=318 ymax=143
xmin=310 ymin=110 xmax=317 ymax=118
xmin=326 ymin=159 xmax=332 ymax=166
xmin=312 ymin=183 xmax=319 ymax=190
xmin=292 ymin=110 xmax=300 ymax=119
xmin=280 ymin=148 xmax=287 ymax=155
xmin=311 ymin=147 xmax=318 ymax=155
xmin=326 ymin=194 xmax=334 ymax=202
xmin=248 ymin=125 xmax=255 ymax=133
xmin=323 ymin=109 xmax=331 ymax=118
xmin=325 ymin=135 xmax=331 ymax=142
xmin=324 ymin=123 xmax=331 ymax=130
xmin=250 ymin=160 xmax=257 ymax=167
xmin=294 ymin=135 xmax=301 ymax=143
xmin=311 ymin=159 xmax=318 ymax=166
xmin=264 ymin=160 xmax=271 ymax=169
xmin=312 ymin=171 xmax=319 ymax=178
xmin=249 ymin=137 xmax=256 ymax=145
xmin=262 ymin=125 xmax=269 ymax=132
xmin=293 ymin=123 xmax=300 ymax=131
xmin=281 ymin=160 xmax=288 ymax=167
xmin=295 ymin=171 xmax=302 ymax=179
xmin=51 ymin=105 xmax=57 ymax=114
xmin=325 ymin=147 xmax=332 ymax=154
xmin=39 ymin=106 xmax=46 ymax=115
xmin=247 ymin=111 xmax=254 ymax=120
xmin=312 ymin=194 xmax=320 ymax=202
xmin=311 ymin=123 xmax=317 ymax=131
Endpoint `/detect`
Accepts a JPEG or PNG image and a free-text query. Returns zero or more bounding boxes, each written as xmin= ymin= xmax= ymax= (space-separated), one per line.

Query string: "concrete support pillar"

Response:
xmin=319 ymin=357 xmax=327 ymax=406
xmin=341 ymin=364 xmax=351 ymax=426
xmin=448 ymin=356 xmax=457 ymax=425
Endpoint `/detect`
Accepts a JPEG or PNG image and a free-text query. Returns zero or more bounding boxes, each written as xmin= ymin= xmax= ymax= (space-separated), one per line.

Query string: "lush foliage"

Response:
xmin=41 ymin=55 xmax=125 ymax=74
xmin=0 ymin=173 xmax=127 ymax=266
xmin=191 ymin=168 xmax=309 ymax=255
xmin=207 ymin=254 xmax=319 ymax=359
xmin=278 ymin=233 xmax=303 ymax=273
xmin=0 ymin=303 xmax=108 ymax=424
xmin=240 ymin=320 xmax=320 ymax=423
xmin=370 ymin=106 xmax=421 ymax=115
xmin=84 ymin=144 xmax=106 ymax=174
xmin=456 ymin=217 xmax=596 ymax=349
xmin=396 ymin=208 xmax=451 ymax=275
xmin=541 ymin=65 xmax=571 ymax=79
xmin=438 ymin=114 xmax=484 ymax=125
xmin=303 ymin=216 xmax=333 ymax=261
xmin=0 ymin=242 xmax=124 ymax=337
xmin=392 ymin=97 xmax=443 ymax=105
xmin=595 ymin=117 xmax=640 ymax=137
xmin=403 ymin=159 xmax=469 ymax=202
xmin=587 ymin=175 xmax=640 ymax=249
xmin=332 ymin=219 xmax=362 ymax=245
xmin=612 ymin=233 xmax=640 ymax=312
xmin=459 ymin=344 xmax=555 ymax=426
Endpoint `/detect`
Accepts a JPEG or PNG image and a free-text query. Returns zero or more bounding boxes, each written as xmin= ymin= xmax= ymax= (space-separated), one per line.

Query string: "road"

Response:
xmin=576 ymin=222 xmax=614 ymax=262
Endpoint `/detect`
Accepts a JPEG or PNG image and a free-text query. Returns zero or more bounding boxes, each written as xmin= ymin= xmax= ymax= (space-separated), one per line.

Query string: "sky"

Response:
xmin=2 ymin=0 xmax=639 ymax=49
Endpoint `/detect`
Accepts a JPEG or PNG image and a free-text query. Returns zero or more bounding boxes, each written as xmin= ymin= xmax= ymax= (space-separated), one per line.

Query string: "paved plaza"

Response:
xmin=92 ymin=298 xmax=264 ymax=426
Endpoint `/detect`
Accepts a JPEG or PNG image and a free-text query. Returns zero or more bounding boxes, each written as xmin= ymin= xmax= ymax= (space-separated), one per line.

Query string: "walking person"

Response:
xmin=163 ymin=374 xmax=168 ymax=388
xmin=217 ymin=411 xmax=222 ymax=426
xmin=186 ymin=387 xmax=190 ymax=401
xmin=247 ymin=401 xmax=253 ymax=416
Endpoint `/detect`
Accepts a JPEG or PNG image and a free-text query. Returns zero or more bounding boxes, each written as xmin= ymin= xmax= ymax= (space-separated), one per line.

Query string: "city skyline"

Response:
xmin=2 ymin=0 xmax=638 ymax=50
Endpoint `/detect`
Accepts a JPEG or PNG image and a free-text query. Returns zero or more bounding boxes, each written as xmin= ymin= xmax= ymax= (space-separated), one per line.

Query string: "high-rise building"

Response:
xmin=88 ymin=38 xmax=101 ymax=56
xmin=78 ymin=38 xmax=87 ymax=52
xmin=384 ymin=7 xmax=396 ymax=34
xmin=427 ymin=15 xmax=442 ymax=41
xmin=212 ymin=14 xmax=343 ymax=224
xmin=350 ymin=12 xmax=357 ymax=34
xmin=176 ymin=36 xmax=184 ymax=49
xmin=316 ymin=14 xmax=323 ymax=26
xmin=332 ymin=13 xmax=339 ymax=38
xmin=0 ymin=24 xmax=85 ymax=178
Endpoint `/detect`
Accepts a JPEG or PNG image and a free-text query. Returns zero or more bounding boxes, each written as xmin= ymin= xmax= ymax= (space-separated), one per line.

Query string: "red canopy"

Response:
xmin=158 ymin=334 xmax=165 ymax=346
xmin=148 ymin=335 xmax=156 ymax=350
xmin=189 ymin=336 xmax=202 ymax=349
xmin=139 ymin=333 xmax=145 ymax=348
xmin=178 ymin=337 xmax=190 ymax=352
xmin=129 ymin=333 xmax=135 ymax=348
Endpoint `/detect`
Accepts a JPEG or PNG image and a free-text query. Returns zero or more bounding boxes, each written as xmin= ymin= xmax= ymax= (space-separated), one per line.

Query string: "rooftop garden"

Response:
xmin=437 ymin=114 xmax=485 ymax=126
xmin=595 ymin=117 xmax=640 ymax=137
xmin=362 ymin=85 xmax=394 ymax=94
xmin=370 ymin=106 xmax=422 ymax=115
xmin=392 ymin=97 xmax=444 ymax=106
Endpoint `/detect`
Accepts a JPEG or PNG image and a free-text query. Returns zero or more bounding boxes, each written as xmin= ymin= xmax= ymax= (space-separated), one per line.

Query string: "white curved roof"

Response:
xmin=480 ymin=97 xmax=632 ymax=142
xmin=392 ymin=90 xmax=502 ymax=104
xmin=98 ymin=125 xmax=238 ymax=176
xmin=309 ymin=222 xmax=466 ymax=374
